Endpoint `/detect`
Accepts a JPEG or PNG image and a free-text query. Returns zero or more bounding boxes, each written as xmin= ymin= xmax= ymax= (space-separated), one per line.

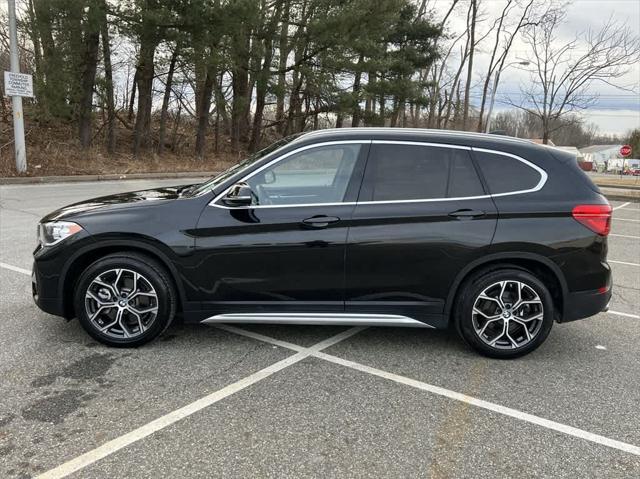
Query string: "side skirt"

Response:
xmin=200 ymin=313 xmax=436 ymax=328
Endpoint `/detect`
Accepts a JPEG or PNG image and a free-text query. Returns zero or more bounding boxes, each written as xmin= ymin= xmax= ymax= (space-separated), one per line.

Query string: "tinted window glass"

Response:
xmin=245 ymin=144 xmax=360 ymax=205
xmin=187 ymin=133 xmax=302 ymax=196
xmin=364 ymin=144 xmax=482 ymax=201
xmin=476 ymin=151 xmax=541 ymax=194
xmin=447 ymin=151 xmax=485 ymax=197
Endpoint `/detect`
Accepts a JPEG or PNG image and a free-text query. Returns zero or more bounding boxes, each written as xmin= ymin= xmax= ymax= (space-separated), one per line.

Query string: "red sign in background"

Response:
xmin=620 ymin=145 xmax=632 ymax=157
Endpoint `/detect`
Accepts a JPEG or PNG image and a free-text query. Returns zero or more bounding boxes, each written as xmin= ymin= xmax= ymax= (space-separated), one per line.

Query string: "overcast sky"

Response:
xmin=3 ymin=0 xmax=638 ymax=136
xmin=441 ymin=0 xmax=640 ymax=136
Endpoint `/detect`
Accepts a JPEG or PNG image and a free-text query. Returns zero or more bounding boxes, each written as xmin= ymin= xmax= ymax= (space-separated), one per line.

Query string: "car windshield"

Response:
xmin=184 ymin=134 xmax=303 ymax=197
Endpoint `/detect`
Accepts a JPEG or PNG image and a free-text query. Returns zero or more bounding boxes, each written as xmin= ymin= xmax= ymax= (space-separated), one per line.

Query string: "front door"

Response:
xmin=345 ymin=141 xmax=498 ymax=327
xmin=192 ymin=141 xmax=368 ymax=316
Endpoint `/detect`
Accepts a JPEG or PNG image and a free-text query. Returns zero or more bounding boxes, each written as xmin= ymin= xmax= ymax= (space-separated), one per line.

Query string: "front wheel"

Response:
xmin=456 ymin=269 xmax=554 ymax=359
xmin=73 ymin=253 xmax=176 ymax=347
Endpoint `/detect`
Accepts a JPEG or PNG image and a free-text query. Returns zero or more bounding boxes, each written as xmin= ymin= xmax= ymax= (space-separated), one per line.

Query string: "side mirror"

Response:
xmin=222 ymin=182 xmax=253 ymax=207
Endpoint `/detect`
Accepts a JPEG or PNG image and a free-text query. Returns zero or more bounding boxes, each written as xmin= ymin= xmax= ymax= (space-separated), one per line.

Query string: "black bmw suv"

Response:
xmin=32 ymin=128 xmax=612 ymax=358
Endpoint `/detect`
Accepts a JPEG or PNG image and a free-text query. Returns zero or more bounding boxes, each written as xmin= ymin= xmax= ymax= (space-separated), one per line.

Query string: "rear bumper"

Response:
xmin=560 ymin=284 xmax=612 ymax=323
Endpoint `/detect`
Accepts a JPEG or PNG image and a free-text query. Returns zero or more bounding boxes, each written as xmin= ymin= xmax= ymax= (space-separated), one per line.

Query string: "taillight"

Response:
xmin=572 ymin=204 xmax=612 ymax=236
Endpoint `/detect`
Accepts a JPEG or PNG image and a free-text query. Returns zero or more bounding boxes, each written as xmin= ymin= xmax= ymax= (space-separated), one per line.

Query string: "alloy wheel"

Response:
xmin=84 ymin=268 xmax=158 ymax=339
xmin=471 ymin=280 xmax=544 ymax=350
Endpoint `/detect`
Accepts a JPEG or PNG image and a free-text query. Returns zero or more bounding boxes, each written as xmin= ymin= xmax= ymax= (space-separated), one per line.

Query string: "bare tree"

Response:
xmin=476 ymin=0 xmax=536 ymax=132
xmin=461 ymin=0 xmax=478 ymax=130
xmin=157 ymin=43 xmax=179 ymax=154
xmin=509 ymin=9 xmax=640 ymax=143
xmin=100 ymin=0 xmax=116 ymax=154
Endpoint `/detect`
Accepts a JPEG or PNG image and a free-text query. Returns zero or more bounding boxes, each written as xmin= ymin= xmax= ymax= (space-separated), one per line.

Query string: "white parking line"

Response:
xmin=609 ymin=260 xmax=639 ymax=267
xmin=35 ymin=326 xmax=365 ymax=479
xmin=217 ymin=325 xmax=640 ymax=457
xmin=610 ymin=233 xmax=640 ymax=239
xmin=615 ymin=217 xmax=640 ymax=223
xmin=0 ymin=262 xmax=31 ymax=275
xmin=613 ymin=202 xmax=631 ymax=211
xmin=608 ymin=310 xmax=640 ymax=319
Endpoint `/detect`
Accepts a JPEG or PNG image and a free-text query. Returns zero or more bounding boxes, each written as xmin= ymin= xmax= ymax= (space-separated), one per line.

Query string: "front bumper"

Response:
xmin=32 ymin=261 xmax=67 ymax=317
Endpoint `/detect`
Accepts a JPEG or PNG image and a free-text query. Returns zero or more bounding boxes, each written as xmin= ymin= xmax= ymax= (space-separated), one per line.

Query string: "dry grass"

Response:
xmin=592 ymin=176 xmax=640 ymax=187
xmin=0 ymin=115 xmax=242 ymax=177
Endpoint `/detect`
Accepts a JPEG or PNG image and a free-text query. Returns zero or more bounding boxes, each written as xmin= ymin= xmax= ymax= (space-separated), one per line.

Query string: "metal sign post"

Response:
xmin=7 ymin=0 xmax=27 ymax=173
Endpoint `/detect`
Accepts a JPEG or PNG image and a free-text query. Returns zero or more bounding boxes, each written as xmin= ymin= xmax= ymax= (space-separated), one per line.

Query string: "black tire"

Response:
xmin=455 ymin=268 xmax=554 ymax=359
xmin=73 ymin=253 xmax=177 ymax=347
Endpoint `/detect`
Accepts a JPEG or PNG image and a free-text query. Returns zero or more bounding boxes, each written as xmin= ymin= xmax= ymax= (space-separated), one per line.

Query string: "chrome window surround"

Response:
xmin=209 ymin=139 xmax=548 ymax=209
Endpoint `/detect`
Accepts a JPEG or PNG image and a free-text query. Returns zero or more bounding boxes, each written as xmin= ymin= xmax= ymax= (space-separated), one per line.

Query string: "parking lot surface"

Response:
xmin=1 ymin=179 xmax=639 ymax=478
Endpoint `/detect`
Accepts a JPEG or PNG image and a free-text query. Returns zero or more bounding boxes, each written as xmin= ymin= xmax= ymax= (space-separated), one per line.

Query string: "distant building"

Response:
xmin=579 ymin=145 xmax=622 ymax=169
xmin=531 ymin=139 xmax=556 ymax=146
xmin=552 ymin=146 xmax=585 ymax=162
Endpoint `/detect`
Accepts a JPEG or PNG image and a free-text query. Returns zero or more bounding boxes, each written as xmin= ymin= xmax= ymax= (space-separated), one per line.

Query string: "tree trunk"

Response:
xmin=249 ymin=14 xmax=277 ymax=152
xmin=230 ymin=28 xmax=251 ymax=151
xmin=193 ymin=43 xmax=207 ymax=121
xmin=231 ymin=68 xmax=249 ymax=151
xmin=78 ymin=3 xmax=101 ymax=149
xmin=33 ymin=0 xmax=66 ymax=118
xmin=67 ymin=2 xmax=86 ymax=116
xmin=171 ymin=100 xmax=182 ymax=150
xmin=133 ymin=32 xmax=158 ymax=155
xmin=542 ymin=119 xmax=550 ymax=144
xmin=275 ymin=0 xmax=291 ymax=135
xmin=462 ymin=0 xmax=477 ymax=130
xmin=128 ymin=70 xmax=138 ymax=122
xmin=195 ymin=63 xmax=215 ymax=158
xmin=100 ymin=1 xmax=115 ymax=154
xmin=364 ymin=71 xmax=375 ymax=126
xmin=351 ymin=54 xmax=364 ymax=127
xmin=378 ymin=94 xmax=386 ymax=126
xmin=213 ymin=70 xmax=230 ymax=135
xmin=27 ymin=0 xmax=45 ymax=112
xmin=158 ymin=45 xmax=179 ymax=154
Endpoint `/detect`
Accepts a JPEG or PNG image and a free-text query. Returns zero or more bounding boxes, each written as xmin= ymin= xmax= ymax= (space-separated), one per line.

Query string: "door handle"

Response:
xmin=448 ymin=209 xmax=486 ymax=219
xmin=302 ymin=215 xmax=340 ymax=228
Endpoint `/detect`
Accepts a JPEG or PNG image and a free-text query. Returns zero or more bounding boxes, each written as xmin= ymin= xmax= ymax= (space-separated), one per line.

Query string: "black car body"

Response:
xmin=33 ymin=128 xmax=612 ymax=357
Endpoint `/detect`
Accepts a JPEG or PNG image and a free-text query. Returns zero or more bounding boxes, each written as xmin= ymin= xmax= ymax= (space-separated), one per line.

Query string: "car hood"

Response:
xmin=41 ymin=184 xmax=195 ymax=222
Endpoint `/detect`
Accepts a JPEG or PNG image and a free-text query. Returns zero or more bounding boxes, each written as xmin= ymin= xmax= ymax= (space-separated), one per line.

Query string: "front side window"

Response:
xmin=186 ymin=134 xmax=303 ymax=196
xmin=243 ymin=144 xmax=361 ymax=206
xmin=362 ymin=144 xmax=484 ymax=201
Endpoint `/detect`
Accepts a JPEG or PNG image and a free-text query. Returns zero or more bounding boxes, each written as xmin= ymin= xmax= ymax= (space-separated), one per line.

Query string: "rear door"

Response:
xmin=344 ymin=141 xmax=498 ymax=327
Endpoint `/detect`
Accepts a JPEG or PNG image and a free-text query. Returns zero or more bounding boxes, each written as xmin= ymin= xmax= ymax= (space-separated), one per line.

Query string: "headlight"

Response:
xmin=38 ymin=221 xmax=84 ymax=246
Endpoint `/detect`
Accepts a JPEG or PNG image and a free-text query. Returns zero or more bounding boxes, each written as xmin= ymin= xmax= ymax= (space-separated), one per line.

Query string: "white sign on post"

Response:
xmin=4 ymin=71 xmax=34 ymax=97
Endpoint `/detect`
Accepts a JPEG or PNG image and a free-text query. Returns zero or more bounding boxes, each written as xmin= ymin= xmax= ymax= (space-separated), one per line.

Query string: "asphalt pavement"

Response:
xmin=0 ymin=179 xmax=639 ymax=478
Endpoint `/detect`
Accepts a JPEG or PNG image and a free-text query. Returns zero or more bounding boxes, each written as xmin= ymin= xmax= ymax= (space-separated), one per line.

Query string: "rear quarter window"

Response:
xmin=475 ymin=151 xmax=543 ymax=195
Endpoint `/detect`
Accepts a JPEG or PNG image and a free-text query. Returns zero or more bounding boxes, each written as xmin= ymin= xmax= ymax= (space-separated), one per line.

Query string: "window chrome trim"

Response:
xmin=208 ymin=140 xmax=548 ymax=209
xmin=209 ymin=140 xmax=369 ymax=208
xmin=472 ymin=147 xmax=548 ymax=197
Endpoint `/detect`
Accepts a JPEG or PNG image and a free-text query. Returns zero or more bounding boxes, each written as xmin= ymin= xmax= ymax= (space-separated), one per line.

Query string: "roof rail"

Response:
xmin=295 ymin=127 xmax=533 ymax=145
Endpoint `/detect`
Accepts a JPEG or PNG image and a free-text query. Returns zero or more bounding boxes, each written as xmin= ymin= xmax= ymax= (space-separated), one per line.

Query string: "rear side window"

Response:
xmin=475 ymin=151 xmax=542 ymax=195
xmin=363 ymin=144 xmax=484 ymax=201
xmin=448 ymin=151 xmax=485 ymax=198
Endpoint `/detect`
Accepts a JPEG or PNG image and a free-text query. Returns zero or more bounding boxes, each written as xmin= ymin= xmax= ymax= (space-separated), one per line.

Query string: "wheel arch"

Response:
xmin=445 ymin=252 xmax=568 ymax=323
xmin=59 ymin=238 xmax=187 ymax=319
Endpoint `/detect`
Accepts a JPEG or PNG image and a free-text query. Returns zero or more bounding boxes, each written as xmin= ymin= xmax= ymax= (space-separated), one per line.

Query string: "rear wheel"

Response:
xmin=456 ymin=269 xmax=554 ymax=359
xmin=73 ymin=253 xmax=176 ymax=347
